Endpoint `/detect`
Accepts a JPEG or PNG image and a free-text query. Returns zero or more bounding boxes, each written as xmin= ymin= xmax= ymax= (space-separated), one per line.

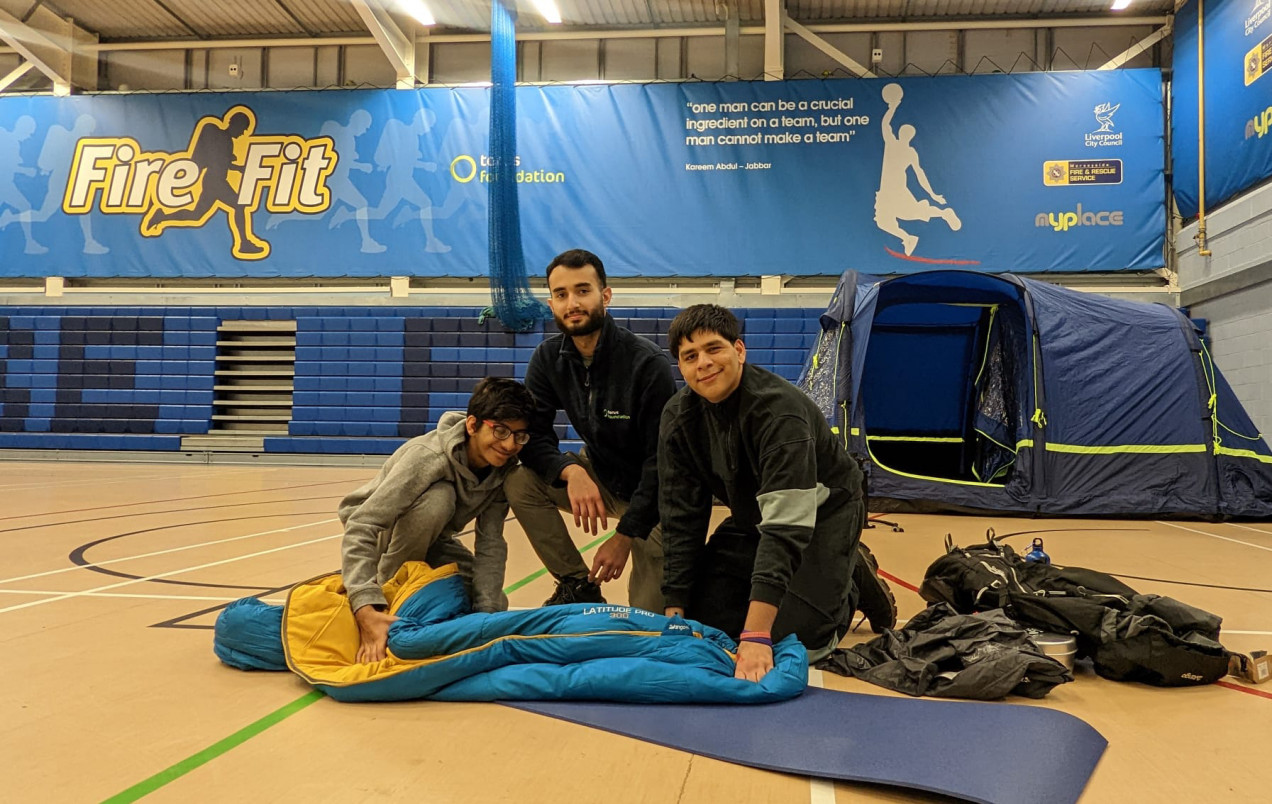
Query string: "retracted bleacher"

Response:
xmin=0 ymin=306 xmax=820 ymax=456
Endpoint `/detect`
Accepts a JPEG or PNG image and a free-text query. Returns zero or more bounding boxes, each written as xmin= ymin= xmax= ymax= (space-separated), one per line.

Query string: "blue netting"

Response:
xmin=488 ymin=0 xmax=548 ymax=332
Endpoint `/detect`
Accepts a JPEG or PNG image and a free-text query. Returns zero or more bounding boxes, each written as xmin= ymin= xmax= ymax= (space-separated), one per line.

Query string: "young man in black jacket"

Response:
xmin=659 ymin=304 xmax=868 ymax=681
xmin=506 ymin=249 xmax=676 ymax=611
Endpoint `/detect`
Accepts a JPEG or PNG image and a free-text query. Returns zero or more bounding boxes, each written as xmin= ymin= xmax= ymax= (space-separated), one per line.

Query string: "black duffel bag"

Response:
xmin=919 ymin=531 xmax=1230 ymax=687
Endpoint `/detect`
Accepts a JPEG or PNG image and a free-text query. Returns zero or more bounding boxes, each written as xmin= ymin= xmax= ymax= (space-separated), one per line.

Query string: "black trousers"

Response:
xmin=685 ymin=495 xmax=865 ymax=652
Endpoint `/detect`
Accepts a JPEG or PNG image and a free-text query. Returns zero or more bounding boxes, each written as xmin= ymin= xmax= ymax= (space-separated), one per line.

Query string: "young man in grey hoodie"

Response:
xmin=339 ymin=377 xmax=536 ymax=664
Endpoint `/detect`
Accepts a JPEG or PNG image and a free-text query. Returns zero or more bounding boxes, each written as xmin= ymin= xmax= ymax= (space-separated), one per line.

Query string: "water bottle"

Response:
xmin=1024 ymin=537 xmax=1050 ymax=564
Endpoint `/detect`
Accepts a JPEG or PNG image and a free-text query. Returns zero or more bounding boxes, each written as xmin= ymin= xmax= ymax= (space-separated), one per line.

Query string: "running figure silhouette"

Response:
xmin=0 ymin=116 xmax=44 ymax=255
xmin=874 ymin=83 xmax=961 ymax=256
xmin=0 ymin=114 xmax=108 ymax=255
xmin=267 ymin=109 xmax=384 ymax=254
xmin=141 ymin=107 xmax=270 ymax=260
xmin=331 ymin=108 xmax=450 ymax=254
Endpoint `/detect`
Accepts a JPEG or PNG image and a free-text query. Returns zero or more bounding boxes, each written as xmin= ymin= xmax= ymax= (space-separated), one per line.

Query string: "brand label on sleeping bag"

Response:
xmin=662 ymin=615 xmax=693 ymax=637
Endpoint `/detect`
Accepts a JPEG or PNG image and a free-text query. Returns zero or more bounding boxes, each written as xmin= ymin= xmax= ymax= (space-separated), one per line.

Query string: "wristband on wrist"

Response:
xmin=739 ymin=630 xmax=773 ymax=647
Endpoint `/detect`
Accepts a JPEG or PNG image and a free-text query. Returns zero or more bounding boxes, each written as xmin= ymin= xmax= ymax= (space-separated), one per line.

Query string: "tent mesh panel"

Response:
xmin=798 ymin=328 xmax=840 ymax=425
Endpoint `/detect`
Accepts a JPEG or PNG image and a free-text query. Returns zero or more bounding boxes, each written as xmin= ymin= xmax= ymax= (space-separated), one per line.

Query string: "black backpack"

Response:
xmin=918 ymin=531 xmax=1231 ymax=687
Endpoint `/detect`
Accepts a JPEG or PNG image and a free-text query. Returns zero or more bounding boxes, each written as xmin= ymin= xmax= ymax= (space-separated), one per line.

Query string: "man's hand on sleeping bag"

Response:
xmin=589 ymin=532 xmax=632 ymax=583
xmin=354 ymin=605 xmax=399 ymax=664
xmin=734 ymin=640 xmax=774 ymax=682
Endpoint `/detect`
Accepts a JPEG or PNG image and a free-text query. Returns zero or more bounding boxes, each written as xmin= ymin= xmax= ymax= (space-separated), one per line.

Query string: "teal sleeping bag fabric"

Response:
xmin=214 ymin=561 xmax=807 ymax=704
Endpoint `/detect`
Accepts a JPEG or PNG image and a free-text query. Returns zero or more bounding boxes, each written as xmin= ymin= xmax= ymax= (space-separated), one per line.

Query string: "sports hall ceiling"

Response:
xmin=6 ymin=1 xmax=1176 ymax=42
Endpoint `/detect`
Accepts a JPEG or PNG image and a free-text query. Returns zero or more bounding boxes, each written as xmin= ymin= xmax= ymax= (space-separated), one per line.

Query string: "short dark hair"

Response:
xmin=467 ymin=377 xmax=535 ymax=425
xmin=667 ymin=304 xmax=742 ymax=359
xmin=546 ymin=249 xmax=607 ymax=287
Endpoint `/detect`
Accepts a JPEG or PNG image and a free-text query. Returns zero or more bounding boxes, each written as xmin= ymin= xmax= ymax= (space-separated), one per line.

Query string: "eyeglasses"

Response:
xmin=483 ymin=420 xmax=531 ymax=445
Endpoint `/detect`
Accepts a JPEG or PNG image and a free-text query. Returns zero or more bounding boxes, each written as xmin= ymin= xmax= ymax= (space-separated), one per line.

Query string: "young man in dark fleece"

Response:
xmin=658 ymin=304 xmax=866 ymax=681
xmin=339 ymin=377 xmax=536 ymax=664
xmin=506 ymin=249 xmax=676 ymax=611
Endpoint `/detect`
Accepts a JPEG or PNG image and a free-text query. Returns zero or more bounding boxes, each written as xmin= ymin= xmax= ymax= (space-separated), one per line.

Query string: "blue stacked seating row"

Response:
xmin=0 ymin=433 xmax=182 ymax=450
xmin=1 ymin=305 xmax=821 ymax=455
xmin=1 ymin=308 xmax=218 ymax=446
xmin=294 ymin=346 xmax=405 ymax=362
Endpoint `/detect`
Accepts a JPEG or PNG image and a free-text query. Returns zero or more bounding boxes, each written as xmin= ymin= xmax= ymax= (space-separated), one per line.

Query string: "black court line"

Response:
xmin=994 ymin=526 xmax=1150 ymax=540
xmin=150 ymin=580 xmax=315 ymax=630
xmin=0 ymin=495 xmax=341 ymax=536
xmin=0 ymin=476 xmax=367 ymax=525
xmin=68 ymin=510 xmax=335 ymax=591
xmin=147 ymin=519 xmax=498 ymax=629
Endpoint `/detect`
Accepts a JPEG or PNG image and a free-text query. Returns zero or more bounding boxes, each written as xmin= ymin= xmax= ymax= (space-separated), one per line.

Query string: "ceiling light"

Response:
xmin=531 ymin=0 xmax=563 ymax=24
xmin=1110 ymin=0 xmax=1132 ymax=10
xmin=401 ymin=0 xmax=435 ymax=26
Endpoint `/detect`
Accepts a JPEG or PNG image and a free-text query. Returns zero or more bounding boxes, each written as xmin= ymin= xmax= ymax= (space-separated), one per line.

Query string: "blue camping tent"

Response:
xmin=799 ymin=270 xmax=1272 ymax=518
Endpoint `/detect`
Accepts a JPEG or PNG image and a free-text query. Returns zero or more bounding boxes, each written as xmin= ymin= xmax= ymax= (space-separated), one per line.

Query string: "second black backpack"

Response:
xmin=918 ymin=532 xmax=1230 ymax=687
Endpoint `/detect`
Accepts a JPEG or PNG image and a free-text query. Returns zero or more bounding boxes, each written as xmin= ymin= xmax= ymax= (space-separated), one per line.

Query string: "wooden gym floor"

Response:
xmin=2 ymin=460 xmax=1269 ymax=803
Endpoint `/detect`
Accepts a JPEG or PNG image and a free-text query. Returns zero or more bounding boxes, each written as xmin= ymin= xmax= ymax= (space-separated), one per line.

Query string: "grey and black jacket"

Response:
xmin=658 ymin=363 xmax=865 ymax=609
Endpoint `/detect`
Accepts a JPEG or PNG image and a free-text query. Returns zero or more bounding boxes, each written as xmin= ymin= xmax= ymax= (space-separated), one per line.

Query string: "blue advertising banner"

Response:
xmin=1174 ymin=0 xmax=1272 ymax=217
xmin=0 ymin=71 xmax=1164 ymax=279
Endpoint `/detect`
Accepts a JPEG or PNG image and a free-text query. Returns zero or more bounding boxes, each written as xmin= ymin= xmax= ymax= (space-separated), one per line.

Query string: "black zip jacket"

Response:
xmin=520 ymin=314 xmax=677 ymax=540
xmin=659 ymin=364 xmax=865 ymax=608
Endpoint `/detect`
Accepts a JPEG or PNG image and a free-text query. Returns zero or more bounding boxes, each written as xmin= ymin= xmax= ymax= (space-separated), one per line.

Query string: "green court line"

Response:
xmin=100 ymin=690 xmax=324 ymax=804
xmin=502 ymin=529 xmax=613 ymax=593
xmin=101 ymin=531 xmax=615 ymax=803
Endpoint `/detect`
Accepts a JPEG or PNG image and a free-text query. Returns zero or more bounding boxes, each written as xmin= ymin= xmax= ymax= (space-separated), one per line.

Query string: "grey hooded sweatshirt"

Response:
xmin=338 ymin=411 xmax=516 ymax=614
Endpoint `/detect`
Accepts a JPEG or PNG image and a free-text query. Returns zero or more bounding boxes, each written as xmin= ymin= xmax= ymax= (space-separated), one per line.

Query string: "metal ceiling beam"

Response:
xmin=0 ymin=6 xmax=72 ymax=93
xmin=0 ymin=59 xmax=34 ymax=91
xmin=724 ymin=2 xmax=739 ymax=77
xmin=0 ymin=14 xmax=1175 ymax=55
xmin=1099 ymin=21 xmax=1172 ymax=69
xmin=785 ymin=16 xmax=876 ymax=78
xmin=764 ymin=0 xmax=784 ymax=80
xmin=350 ymin=0 xmax=416 ymax=88
xmin=148 ymin=0 xmax=204 ymax=38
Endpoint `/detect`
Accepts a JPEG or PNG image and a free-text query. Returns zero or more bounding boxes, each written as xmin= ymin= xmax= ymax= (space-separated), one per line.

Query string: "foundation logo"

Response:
xmin=62 ymin=105 xmax=337 ymax=260
xmin=1085 ymin=102 xmax=1123 ymax=148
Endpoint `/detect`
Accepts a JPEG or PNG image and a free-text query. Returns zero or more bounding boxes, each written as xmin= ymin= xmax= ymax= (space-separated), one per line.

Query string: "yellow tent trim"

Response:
xmin=1215 ymin=445 xmax=1272 ymax=464
xmin=1044 ymin=443 xmax=1206 ymax=455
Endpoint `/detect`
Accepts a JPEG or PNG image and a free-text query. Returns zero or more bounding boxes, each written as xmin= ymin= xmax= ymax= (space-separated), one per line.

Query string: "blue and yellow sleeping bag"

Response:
xmin=214 ymin=561 xmax=807 ymax=703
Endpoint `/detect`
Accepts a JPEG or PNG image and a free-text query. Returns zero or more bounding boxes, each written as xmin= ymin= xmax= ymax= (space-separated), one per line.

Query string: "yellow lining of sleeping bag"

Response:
xmin=283 ymin=561 xmax=700 ymax=688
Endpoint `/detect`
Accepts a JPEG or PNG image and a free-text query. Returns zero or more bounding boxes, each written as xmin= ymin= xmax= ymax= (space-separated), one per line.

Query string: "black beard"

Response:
xmin=553 ymin=308 xmax=605 ymax=337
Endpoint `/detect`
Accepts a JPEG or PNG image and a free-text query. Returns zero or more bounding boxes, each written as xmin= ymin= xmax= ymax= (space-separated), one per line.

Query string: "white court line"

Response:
xmin=1228 ymin=522 xmax=1272 ymax=536
xmin=0 ymin=533 xmax=339 ymax=615
xmin=806 ymin=667 xmax=837 ymax=804
xmin=1223 ymin=630 xmax=1272 ymax=636
xmin=0 ymin=517 xmax=337 ymax=586
xmin=0 ymin=470 xmax=192 ymax=493
xmin=0 ymin=589 xmax=285 ymax=603
xmin=1158 ymin=521 xmax=1272 ymax=554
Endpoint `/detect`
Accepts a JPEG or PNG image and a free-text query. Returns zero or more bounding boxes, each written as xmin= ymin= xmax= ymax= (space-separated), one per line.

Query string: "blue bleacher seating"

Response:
xmin=1 ymin=304 xmax=817 ymax=456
